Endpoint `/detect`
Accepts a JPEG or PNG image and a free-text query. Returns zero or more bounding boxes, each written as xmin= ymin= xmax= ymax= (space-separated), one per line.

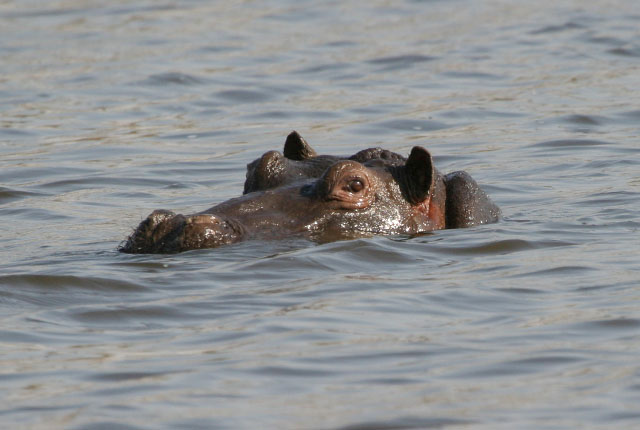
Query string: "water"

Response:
xmin=1 ymin=0 xmax=640 ymax=428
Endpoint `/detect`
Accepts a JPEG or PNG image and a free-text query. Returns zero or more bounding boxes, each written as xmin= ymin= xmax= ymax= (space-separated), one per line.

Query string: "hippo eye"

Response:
xmin=346 ymin=179 xmax=364 ymax=193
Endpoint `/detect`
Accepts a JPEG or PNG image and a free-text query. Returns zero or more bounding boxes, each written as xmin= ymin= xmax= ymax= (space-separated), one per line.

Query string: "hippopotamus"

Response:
xmin=120 ymin=138 xmax=500 ymax=254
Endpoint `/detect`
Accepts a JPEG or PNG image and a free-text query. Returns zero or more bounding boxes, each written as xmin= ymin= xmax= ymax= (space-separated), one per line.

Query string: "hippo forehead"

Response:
xmin=244 ymin=147 xmax=406 ymax=194
xmin=349 ymin=147 xmax=406 ymax=165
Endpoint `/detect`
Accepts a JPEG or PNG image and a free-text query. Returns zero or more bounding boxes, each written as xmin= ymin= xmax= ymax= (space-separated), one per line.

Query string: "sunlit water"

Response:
xmin=1 ymin=1 xmax=640 ymax=429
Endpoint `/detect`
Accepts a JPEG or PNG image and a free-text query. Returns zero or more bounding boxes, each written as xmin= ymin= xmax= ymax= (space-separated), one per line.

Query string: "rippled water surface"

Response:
xmin=2 ymin=1 xmax=640 ymax=429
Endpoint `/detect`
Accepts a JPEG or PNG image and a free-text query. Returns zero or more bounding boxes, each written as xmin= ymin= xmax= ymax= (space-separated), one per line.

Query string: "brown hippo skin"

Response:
xmin=120 ymin=144 xmax=500 ymax=254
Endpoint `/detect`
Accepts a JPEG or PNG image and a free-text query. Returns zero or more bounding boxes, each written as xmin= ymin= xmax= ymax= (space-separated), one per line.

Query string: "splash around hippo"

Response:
xmin=120 ymin=132 xmax=500 ymax=254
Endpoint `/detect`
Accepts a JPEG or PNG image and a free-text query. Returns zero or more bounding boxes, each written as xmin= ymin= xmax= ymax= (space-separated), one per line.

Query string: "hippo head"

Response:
xmin=120 ymin=146 xmax=446 ymax=254
xmin=243 ymin=131 xmax=406 ymax=194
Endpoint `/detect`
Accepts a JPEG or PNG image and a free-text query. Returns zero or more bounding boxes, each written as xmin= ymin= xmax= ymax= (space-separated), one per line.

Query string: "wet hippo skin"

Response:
xmin=120 ymin=135 xmax=500 ymax=254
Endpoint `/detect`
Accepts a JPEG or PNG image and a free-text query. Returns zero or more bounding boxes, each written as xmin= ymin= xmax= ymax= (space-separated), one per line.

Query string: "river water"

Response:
xmin=1 ymin=1 xmax=640 ymax=429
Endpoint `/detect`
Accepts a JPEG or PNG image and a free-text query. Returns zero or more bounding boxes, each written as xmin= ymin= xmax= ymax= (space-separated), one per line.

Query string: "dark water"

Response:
xmin=2 ymin=1 xmax=640 ymax=428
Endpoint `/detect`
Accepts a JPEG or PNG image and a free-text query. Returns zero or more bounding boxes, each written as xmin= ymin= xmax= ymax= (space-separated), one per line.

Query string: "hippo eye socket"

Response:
xmin=346 ymin=179 xmax=364 ymax=193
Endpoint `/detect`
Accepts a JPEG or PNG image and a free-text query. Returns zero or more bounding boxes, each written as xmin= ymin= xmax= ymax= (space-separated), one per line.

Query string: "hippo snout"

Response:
xmin=120 ymin=210 xmax=244 ymax=254
xmin=180 ymin=214 xmax=245 ymax=251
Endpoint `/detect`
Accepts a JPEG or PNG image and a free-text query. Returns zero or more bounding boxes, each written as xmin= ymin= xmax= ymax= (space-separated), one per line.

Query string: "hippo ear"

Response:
xmin=403 ymin=146 xmax=435 ymax=205
xmin=283 ymin=131 xmax=317 ymax=160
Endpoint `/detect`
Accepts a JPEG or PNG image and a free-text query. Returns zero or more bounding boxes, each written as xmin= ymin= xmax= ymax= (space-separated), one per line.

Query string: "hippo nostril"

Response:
xmin=119 ymin=209 xmax=180 ymax=254
xmin=147 ymin=209 xmax=176 ymax=229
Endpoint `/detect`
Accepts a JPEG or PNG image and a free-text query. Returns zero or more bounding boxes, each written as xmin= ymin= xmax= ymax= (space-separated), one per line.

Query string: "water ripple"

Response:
xmin=215 ymin=89 xmax=276 ymax=103
xmin=366 ymin=54 xmax=437 ymax=71
xmin=530 ymin=21 xmax=585 ymax=34
xmin=433 ymin=238 xmax=574 ymax=256
xmin=577 ymin=318 xmax=640 ymax=330
xmin=608 ymin=46 xmax=640 ymax=57
xmin=0 ymin=274 xmax=147 ymax=302
xmin=356 ymin=118 xmax=451 ymax=135
xmin=69 ymin=306 xmax=167 ymax=323
xmin=452 ymin=354 xmax=584 ymax=379
xmin=334 ymin=416 xmax=473 ymax=430
xmin=528 ymin=139 xmax=613 ymax=149
xmin=88 ymin=371 xmax=175 ymax=383
xmin=0 ymin=186 xmax=43 ymax=204
xmin=139 ymin=72 xmax=208 ymax=86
